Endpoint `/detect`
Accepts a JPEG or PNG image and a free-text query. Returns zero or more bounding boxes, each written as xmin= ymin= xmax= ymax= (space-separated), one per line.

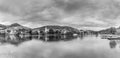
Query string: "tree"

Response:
xmin=48 ymin=29 xmax=54 ymax=34
xmin=109 ymin=27 xmax=116 ymax=34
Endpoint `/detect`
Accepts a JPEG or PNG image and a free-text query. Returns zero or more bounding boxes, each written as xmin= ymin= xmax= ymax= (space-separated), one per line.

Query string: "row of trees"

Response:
xmin=99 ymin=27 xmax=116 ymax=34
xmin=32 ymin=28 xmax=74 ymax=35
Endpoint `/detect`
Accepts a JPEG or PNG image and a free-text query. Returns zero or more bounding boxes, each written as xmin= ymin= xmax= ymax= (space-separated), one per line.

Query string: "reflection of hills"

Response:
xmin=0 ymin=35 xmax=80 ymax=45
xmin=32 ymin=35 xmax=78 ymax=42
xmin=0 ymin=35 xmax=32 ymax=46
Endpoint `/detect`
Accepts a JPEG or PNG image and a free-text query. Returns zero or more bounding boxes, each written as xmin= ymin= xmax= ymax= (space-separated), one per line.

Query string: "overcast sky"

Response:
xmin=0 ymin=0 xmax=120 ymax=30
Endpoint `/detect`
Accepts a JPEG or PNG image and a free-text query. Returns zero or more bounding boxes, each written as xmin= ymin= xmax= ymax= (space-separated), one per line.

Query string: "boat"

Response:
xmin=108 ymin=37 xmax=120 ymax=40
xmin=101 ymin=35 xmax=120 ymax=40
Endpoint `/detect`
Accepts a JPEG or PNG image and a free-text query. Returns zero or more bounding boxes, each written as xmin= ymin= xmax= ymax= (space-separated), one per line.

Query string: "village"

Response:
xmin=0 ymin=23 xmax=120 ymax=40
xmin=0 ymin=23 xmax=79 ymax=35
xmin=0 ymin=23 xmax=120 ymax=46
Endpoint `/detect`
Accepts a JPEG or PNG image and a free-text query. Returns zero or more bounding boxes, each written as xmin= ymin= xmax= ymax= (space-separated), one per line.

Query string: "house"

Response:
xmin=116 ymin=28 xmax=120 ymax=35
xmin=32 ymin=29 xmax=41 ymax=35
xmin=5 ymin=26 xmax=31 ymax=35
xmin=0 ymin=25 xmax=6 ymax=34
xmin=0 ymin=29 xmax=5 ymax=34
xmin=5 ymin=27 xmax=18 ymax=35
xmin=61 ymin=29 xmax=69 ymax=34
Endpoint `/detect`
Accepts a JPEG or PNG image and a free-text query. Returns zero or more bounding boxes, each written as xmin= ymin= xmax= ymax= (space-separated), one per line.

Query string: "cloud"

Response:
xmin=0 ymin=0 xmax=120 ymax=29
xmin=54 ymin=0 xmax=99 ymax=14
xmin=0 ymin=0 xmax=53 ymax=16
xmin=55 ymin=0 xmax=120 ymax=27
xmin=0 ymin=12 xmax=22 ymax=25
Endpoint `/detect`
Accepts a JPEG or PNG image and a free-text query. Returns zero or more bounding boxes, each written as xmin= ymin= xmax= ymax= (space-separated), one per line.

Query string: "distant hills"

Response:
xmin=0 ymin=23 xmax=31 ymax=34
xmin=98 ymin=27 xmax=120 ymax=35
xmin=0 ymin=24 xmax=6 ymax=29
xmin=0 ymin=23 xmax=30 ymax=30
xmin=9 ymin=23 xmax=21 ymax=27
xmin=33 ymin=25 xmax=80 ymax=34
xmin=8 ymin=23 xmax=30 ymax=30
xmin=0 ymin=23 xmax=120 ymax=35
xmin=0 ymin=23 xmax=80 ymax=35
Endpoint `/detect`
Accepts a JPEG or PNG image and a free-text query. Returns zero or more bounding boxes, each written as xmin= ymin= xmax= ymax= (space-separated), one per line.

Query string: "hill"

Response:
xmin=33 ymin=25 xmax=80 ymax=34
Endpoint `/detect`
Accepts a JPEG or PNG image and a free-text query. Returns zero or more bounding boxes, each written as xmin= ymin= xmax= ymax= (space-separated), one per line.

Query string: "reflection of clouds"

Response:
xmin=0 ymin=39 xmax=119 ymax=58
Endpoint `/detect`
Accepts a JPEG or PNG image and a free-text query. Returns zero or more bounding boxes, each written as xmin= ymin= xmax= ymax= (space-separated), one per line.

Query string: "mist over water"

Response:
xmin=0 ymin=35 xmax=120 ymax=58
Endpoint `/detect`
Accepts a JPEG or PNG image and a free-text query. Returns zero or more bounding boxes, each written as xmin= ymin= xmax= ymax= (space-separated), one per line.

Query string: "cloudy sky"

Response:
xmin=0 ymin=0 xmax=120 ymax=30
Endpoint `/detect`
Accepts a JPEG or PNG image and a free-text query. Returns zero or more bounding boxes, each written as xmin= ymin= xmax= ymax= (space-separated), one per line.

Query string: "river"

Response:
xmin=0 ymin=35 xmax=119 ymax=58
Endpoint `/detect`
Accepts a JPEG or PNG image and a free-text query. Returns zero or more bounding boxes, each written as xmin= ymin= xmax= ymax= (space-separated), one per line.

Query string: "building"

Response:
xmin=116 ymin=28 xmax=120 ymax=35
xmin=5 ymin=27 xmax=18 ymax=35
xmin=0 ymin=29 xmax=5 ymax=34
xmin=5 ymin=26 xmax=31 ymax=35
xmin=61 ymin=29 xmax=69 ymax=34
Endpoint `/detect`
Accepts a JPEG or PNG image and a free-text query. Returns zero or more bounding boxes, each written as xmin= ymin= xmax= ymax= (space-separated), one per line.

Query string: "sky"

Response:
xmin=0 ymin=0 xmax=120 ymax=30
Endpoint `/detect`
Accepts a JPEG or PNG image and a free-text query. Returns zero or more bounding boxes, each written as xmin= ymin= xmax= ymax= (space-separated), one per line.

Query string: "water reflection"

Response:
xmin=0 ymin=34 xmax=120 ymax=58
xmin=109 ymin=40 xmax=117 ymax=49
xmin=0 ymin=34 xmax=119 ymax=49
xmin=109 ymin=40 xmax=120 ymax=49
xmin=0 ymin=35 xmax=32 ymax=46
xmin=32 ymin=35 xmax=78 ymax=42
xmin=0 ymin=35 xmax=80 ymax=45
xmin=101 ymin=35 xmax=120 ymax=49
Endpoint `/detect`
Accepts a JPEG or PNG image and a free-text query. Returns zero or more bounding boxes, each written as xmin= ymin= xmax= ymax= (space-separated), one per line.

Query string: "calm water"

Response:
xmin=0 ymin=35 xmax=120 ymax=58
